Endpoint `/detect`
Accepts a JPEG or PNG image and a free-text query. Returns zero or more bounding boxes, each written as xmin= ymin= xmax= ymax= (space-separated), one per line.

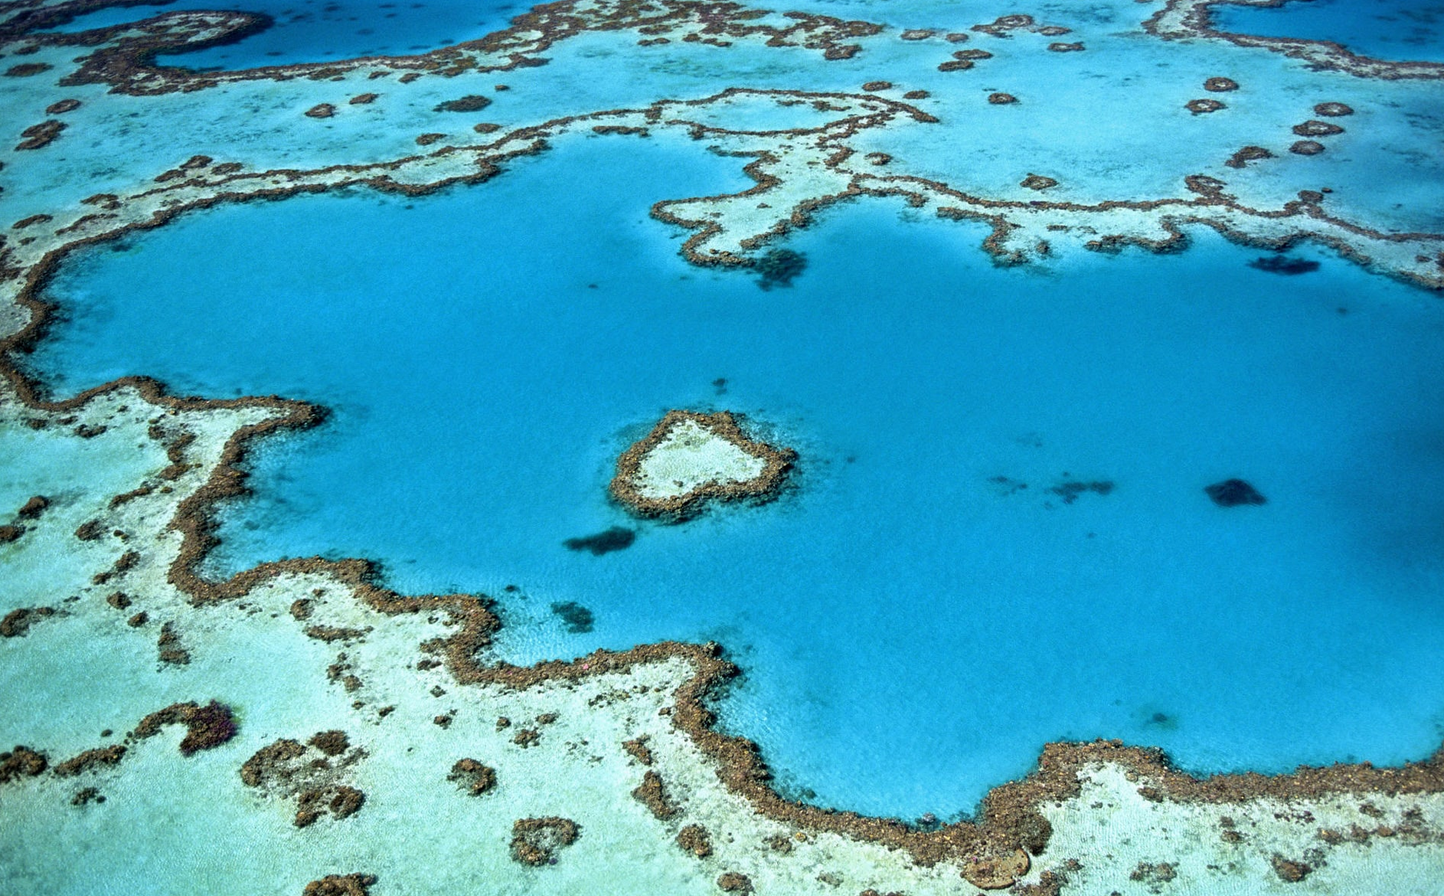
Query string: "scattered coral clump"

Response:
xmin=510 ymin=817 xmax=580 ymax=866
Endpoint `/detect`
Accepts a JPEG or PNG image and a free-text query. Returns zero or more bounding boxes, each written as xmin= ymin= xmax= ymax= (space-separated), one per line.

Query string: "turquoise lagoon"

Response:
xmin=27 ymin=132 xmax=1444 ymax=819
xmin=1217 ymin=0 xmax=1444 ymax=63
xmin=45 ymin=0 xmax=521 ymax=68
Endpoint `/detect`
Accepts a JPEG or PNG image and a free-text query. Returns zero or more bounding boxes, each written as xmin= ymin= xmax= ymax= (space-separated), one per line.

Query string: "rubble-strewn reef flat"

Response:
xmin=3 ymin=0 xmax=1444 ymax=892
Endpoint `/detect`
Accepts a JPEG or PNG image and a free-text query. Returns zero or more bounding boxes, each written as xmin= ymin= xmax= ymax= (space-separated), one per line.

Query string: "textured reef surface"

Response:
xmin=4 ymin=0 xmax=1444 ymax=893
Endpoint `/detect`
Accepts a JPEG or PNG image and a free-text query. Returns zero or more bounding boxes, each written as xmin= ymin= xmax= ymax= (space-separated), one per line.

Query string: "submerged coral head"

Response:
xmin=1206 ymin=478 xmax=1267 ymax=507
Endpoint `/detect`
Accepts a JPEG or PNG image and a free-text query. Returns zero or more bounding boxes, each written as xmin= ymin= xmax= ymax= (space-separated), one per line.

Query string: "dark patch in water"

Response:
xmin=713 ymin=377 xmax=728 ymax=396
xmin=1206 ymin=478 xmax=1267 ymax=507
xmin=1249 ymin=255 xmax=1321 ymax=275
xmin=1144 ymin=710 xmax=1179 ymax=731
xmin=756 ymin=248 xmax=807 ymax=290
xmin=550 ymin=601 xmax=595 ymax=633
xmin=1047 ymin=479 xmax=1114 ymax=504
xmin=562 ymin=526 xmax=636 ymax=555
xmin=989 ymin=475 xmax=1028 ymax=496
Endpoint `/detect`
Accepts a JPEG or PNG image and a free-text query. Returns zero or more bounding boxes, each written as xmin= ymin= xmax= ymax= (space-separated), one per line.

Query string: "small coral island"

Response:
xmin=610 ymin=411 xmax=795 ymax=519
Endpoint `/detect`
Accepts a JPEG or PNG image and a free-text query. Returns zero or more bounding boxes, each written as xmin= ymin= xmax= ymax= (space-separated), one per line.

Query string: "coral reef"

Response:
xmin=510 ymin=817 xmax=580 ymax=866
xmin=302 ymin=873 xmax=376 ymax=896
xmin=632 ymin=770 xmax=680 ymax=819
xmin=610 ymin=411 xmax=796 ymax=519
xmin=239 ymin=734 xmax=368 ymax=827
xmin=132 ymin=701 xmax=237 ymax=755
xmin=449 ymin=758 xmax=497 ymax=795
xmin=52 ymin=745 xmax=127 ymax=777
xmin=0 ymin=746 xmax=48 ymax=783
xmin=677 ymin=823 xmax=713 ymax=857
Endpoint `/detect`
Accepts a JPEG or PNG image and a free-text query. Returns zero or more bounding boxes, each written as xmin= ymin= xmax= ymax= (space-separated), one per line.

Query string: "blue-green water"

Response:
xmin=43 ymin=0 xmax=520 ymax=68
xmin=1217 ymin=0 xmax=1444 ymax=63
xmin=28 ymin=133 xmax=1444 ymax=819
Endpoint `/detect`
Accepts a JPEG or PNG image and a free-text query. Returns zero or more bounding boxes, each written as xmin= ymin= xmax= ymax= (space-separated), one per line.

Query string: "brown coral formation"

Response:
xmin=861 ymin=80 xmax=892 ymax=91
xmin=510 ymin=817 xmax=580 ymax=866
xmin=1048 ymin=42 xmax=1084 ymax=52
xmin=239 ymin=734 xmax=367 ymax=827
xmin=4 ymin=63 xmax=51 ymax=77
xmin=434 ymin=95 xmax=491 ymax=112
xmin=677 ymin=823 xmax=713 ymax=857
xmin=1204 ymin=76 xmax=1239 ymax=92
xmin=1 ymin=606 xmax=55 ymax=637
xmin=132 ymin=701 xmax=237 ymax=755
xmin=1290 ymin=140 xmax=1325 ymax=156
xmin=16 ymin=120 xmax=65 ymax=151
xmin=302 ymin=873 xmax=376 ymax=896
xmin=1293 ymin=119 xmax=1345 ymax=137
xmin=157 ymin=621 xmax=191 ymax=664
xmin=0 ymin=746 xmax=48 ymax=783
xmin=1314 ymin=102 xmax=1354 ymax=117
xmin=71 ymin=786 xmax=103 ymax=806
xmin=623 ymin=736 xmax=654 ymax=765
xmin=610 ymin=410 xmax=795 ymax=519
xmin=1225 ymin=145 xmax=1274 ymax=168
xmin=17 ymin=495 xmax=49 ymax=518
xmin=972 ymin=14 xmax=1035 ymax=37
xmin=1271 ymin=854 xmax=1313 ymax=882
xmin=1130 ymin=861 xmax=1178 ymax=884
xmin=45 ymin=98 xmax=81 ymax=114
xmin=348 ymin=93 xmax=378 ymax=105
xmin=1020 ymin=174 xmax=1057 ymax=190
xmin=308 ymin=730 xmax=350 ymax=756
xmin=716 ymin=871 xmax=753 ymax=892
xmin=52 ymin=745 xmax=126 ymax=777
xmin=1186 ymin=98 xmax=1224 ymax=114
xmin=987 ymin=92 xmax=1018 ymax=105
xmin=305 ymin=104 xmax=335 ymax=119
xmin=632 ymin=769 xmax=680 ymax=819
xmin=962 ymin=848 xmax=1030 ymax=889
xmin=449 ymin=758 xmax=497 ymax=795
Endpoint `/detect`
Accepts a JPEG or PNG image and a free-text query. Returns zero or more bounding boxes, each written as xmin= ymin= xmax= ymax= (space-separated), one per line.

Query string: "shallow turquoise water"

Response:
xmin=43 ymin=0 xmax=520 ymax=68
xmin=1216 ymin=0 xmax=1444 ymax=63
xmin=27 ymin=132 xmax=1444 ymax=819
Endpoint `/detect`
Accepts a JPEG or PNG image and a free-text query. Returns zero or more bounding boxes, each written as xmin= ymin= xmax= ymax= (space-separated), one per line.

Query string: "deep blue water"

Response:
xmin=27 ymin=134 xmax=1444 ymax=818
xmin=43 ymin=0 xmax=520 ymax=69
xmin=1217 ymin=0 xmax=1444 ymax=63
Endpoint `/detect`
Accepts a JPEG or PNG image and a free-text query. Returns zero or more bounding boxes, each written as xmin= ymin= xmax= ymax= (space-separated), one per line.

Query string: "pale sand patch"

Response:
xmin=633 ymin=418 xmax=768 ymax=500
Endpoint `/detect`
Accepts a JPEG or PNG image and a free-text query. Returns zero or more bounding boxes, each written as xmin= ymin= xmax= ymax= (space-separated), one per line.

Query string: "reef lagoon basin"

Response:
xmin=5 ymin=0 xmax=1444 ymax=894
xmin=25 ymin=132 xmax=1444 ymax=817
